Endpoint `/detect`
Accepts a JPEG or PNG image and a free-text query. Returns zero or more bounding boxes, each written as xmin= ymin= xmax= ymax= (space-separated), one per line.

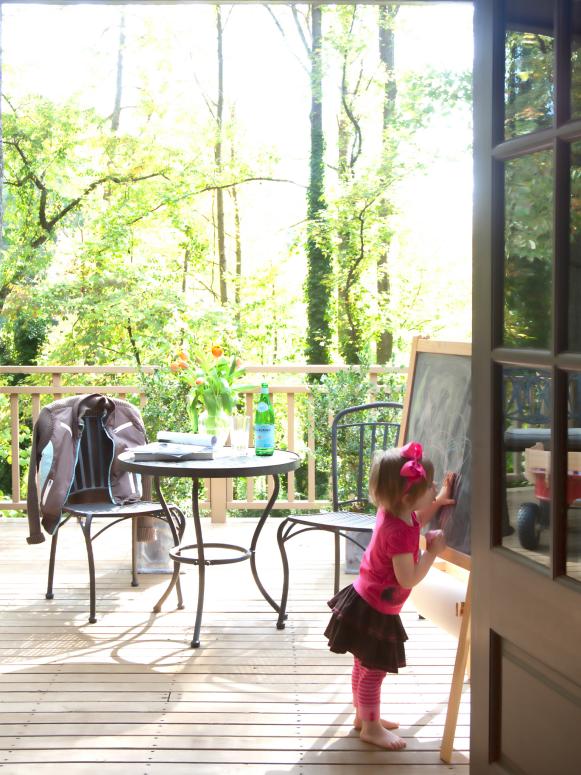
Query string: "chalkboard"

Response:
xmin=399 ymin=339 xmax=472 ymax=565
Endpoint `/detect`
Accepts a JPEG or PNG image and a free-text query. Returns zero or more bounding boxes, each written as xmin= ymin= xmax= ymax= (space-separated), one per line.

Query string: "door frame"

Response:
xmin=472 ymin=0 xmax=581 ymax=770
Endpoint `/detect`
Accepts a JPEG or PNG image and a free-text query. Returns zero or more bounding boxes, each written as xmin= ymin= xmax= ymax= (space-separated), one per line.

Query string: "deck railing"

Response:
xmin=0 ymin=364 xmax=405 ymax=522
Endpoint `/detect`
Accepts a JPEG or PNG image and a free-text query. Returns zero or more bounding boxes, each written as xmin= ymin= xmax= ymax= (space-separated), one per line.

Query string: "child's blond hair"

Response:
xmin=369 ymin=447 xmax=434 ymax=513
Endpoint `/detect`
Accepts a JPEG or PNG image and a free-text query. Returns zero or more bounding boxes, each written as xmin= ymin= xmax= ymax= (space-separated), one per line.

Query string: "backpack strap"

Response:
xmin=26 ymin=410 xmax=50 ymax=544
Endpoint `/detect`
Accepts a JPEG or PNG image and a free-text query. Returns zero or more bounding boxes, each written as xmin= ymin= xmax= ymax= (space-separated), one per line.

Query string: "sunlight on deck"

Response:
xmin=0 ymin=518 xmax=469 ymax=774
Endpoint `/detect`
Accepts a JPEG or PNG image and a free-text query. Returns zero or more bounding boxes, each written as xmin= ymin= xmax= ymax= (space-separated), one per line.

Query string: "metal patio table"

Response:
xmin=118 ymin=448 xmax=300 ymax=647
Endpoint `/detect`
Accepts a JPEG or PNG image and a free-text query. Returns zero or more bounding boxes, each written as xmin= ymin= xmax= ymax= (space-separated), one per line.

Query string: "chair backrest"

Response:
xmin=331 ymin=401 xmax=403 ymax=512
xmin=504 ymin=369 xmax=581 ymax=427
xmin=504 ymin=371 xmax=551 ymax=426
xmin=67 ymin=412 xmax=114 ymax=504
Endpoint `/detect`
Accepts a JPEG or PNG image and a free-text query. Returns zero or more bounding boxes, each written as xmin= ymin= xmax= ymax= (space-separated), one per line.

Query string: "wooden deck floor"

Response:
xmin=0 ymin=517 xmax=469 ymax=774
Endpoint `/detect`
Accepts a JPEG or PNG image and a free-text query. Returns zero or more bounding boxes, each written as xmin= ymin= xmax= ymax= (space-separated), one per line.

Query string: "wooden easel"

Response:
xmin=399 ymin=337 xmax=472 ymax=763
xmin=416 ymin=538 xmax=471 ymax=762
xmin=440 ymin=571 xmax=471 ymax=762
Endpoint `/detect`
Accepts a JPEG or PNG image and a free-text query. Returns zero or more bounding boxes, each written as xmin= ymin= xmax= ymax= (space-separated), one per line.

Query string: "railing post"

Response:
xmin=307 ymin=397 xmax=316 ymax=507
xmin=209 ymin=478 xmax=228 ymax=523
xmin=10 ymin=395 xmax=20 ymax=505
xmin=51 ymin=372 xmax=63 ymax=400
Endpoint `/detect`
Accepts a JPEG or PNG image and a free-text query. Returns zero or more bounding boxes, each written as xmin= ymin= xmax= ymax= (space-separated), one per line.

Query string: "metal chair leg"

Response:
xmin=82 ymin=515 xmax=97 ymax=624
xmin=131 ymin=517 xmax=139 ymax=587
xmin=151 ymin=477 xmax=186 ymax=613
xmin=191 ymin=480 xmax=205 ymax=648
xmin=276 ymin=519 xmax=290 ymax=630
xmin=46 ymin=530 xmax=59 ymax=600
xmin=153 ymin=506 xmax=185 ymax=613
xmin=334 ymin=531 xmax=341 ymax=594
xmin=173 ymin=507 xmax=185 ymax=610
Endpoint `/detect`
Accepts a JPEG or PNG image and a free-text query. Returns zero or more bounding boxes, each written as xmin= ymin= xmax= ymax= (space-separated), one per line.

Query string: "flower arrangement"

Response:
xmin=170 ymin=345 xmax=250 ymax=435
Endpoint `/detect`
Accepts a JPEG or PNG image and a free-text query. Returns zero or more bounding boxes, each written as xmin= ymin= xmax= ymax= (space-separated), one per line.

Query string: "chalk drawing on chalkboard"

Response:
xmin=399 ymin=337 xmax=472 ymax=568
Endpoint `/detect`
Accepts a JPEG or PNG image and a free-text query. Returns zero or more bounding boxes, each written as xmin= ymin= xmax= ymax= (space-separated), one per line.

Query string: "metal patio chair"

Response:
xmin=276 ymin=401 xmax=402 ymax=629
xmin=44 ymin=409 xmax=186 ymax=623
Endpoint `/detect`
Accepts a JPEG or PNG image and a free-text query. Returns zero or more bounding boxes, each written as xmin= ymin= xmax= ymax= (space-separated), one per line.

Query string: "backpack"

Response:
xmin=27 ymin=393 xmax=148 ymax=543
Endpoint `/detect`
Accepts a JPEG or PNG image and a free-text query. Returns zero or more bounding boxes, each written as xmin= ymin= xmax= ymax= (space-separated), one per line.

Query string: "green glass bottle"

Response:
xmin=254 ymin=383 xmax=275 ymax=456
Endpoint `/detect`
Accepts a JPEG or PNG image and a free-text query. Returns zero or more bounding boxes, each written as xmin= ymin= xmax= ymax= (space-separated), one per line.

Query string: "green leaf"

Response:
xmin=221 ymin=392 xmax=233 ymax=413
xmin=203 ymin=389 xmax=219 ymax=415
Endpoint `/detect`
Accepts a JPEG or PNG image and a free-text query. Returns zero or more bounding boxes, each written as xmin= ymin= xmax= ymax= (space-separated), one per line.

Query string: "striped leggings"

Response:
xmin=351 ymin=657 xmax=386 ymax=722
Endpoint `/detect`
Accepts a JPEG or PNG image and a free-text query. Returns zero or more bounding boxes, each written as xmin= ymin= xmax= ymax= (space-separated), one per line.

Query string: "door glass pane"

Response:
xmin=502 ymin=366 xmax=551 ymax=568
xmin=572 ymin=2 xmax=581 ymax=118
xmin=504 ymin=151 xmax=553 ymax=349
xmin=570 ymin=141 xmax=581 ymax=350
xmin=504 ymin=2 xmax=554 ymax=138
xmin=567 ymin=373 xmax=581 ymax=582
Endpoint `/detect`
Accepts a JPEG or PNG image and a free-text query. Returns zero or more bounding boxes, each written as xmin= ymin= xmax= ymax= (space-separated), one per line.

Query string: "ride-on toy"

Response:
xmin=518 ymin=444 xmax=581 ymax=550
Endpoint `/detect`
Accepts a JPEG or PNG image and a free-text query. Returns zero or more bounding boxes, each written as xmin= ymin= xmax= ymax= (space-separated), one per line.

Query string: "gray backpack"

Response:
xmin=27 ymin=393 xmax=149 ymax=543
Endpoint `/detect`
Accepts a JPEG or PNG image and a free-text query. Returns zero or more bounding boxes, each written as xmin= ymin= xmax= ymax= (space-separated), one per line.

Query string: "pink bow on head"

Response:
xmin=400 ymin=441 xmax=426 ymax=492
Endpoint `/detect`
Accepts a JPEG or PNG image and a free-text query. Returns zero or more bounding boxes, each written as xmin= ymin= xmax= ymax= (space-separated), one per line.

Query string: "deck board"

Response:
xmin=0 ymin=517 xmax=469 ymax=772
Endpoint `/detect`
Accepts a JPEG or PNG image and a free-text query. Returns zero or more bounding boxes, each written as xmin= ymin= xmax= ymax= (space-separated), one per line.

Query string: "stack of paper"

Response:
xmin=130 ymin=441 xmax=213 ymax=462
xmin=157 ymin=431 xmax=217 ymax=448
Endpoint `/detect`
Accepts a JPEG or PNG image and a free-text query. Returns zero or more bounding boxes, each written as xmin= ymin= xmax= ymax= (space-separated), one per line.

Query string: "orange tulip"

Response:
xmin=177 ymin=350 xmax=188 ymax=362
xmin=170 ymin=361 xmax=180 ymax=373
xmin=177 ymin=357 xmax=188 ymax=370
xmin=211 ymin=344 xmax=223 ymax=358
xmin=195 ymin=377 xmax=205 ymax=385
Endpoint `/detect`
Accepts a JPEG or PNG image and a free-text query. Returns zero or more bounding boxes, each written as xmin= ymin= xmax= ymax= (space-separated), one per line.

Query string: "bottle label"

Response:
xmin=257 ymin=401 xmax=269 ymax=412
xmin=255 ymin=424 xmax=275 ymax=449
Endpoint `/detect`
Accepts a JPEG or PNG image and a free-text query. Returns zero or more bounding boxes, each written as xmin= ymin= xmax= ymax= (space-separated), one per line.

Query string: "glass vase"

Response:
xmin=198 ymin=409 xmax=231 ymax=448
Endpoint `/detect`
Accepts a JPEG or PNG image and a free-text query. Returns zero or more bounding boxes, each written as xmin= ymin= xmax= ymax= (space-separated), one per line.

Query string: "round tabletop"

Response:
xmin=118 ymin=448 xmax=301 ymax=479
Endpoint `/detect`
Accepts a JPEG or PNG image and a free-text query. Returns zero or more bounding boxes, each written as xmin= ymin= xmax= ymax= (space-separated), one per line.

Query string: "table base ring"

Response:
xmin=170 ymin=542 xmax=252 ymax=566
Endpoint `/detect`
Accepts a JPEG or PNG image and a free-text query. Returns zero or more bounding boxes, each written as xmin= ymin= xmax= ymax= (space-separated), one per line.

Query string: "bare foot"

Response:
xmin=354 ymin=715 xmax=399 ymax=731
xmin=359 ymin=723 xmax=406 ymax=750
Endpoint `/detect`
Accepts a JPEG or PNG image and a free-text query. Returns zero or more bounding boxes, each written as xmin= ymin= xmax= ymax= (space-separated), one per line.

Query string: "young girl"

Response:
xmin=324 ymin=441 xmax=454 ymax=750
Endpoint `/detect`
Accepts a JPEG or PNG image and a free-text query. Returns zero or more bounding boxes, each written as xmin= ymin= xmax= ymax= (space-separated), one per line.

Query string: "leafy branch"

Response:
xmin=6 ymin=137 xmax=168 ymax=247
xmin=127 ymin=175 xmax=305 ymax=226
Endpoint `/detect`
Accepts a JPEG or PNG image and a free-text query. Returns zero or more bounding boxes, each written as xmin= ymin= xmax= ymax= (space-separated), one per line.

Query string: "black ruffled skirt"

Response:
xmin=324 ymin=584 xmax=408 ymax=672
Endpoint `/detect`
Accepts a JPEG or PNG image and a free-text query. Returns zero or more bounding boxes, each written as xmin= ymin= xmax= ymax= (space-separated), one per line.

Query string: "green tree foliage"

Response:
xmin=504 ymin=151 xmax=553 ymax=348
xmin=503 ymin=31 xmax=553 ymax=348
xmin=1 ymin=4 xmax=472 ymax=374
xmin=326 ymin=4 xmax=471 ymax=365
xmin=1 ymin=94 xmax=175 ymax=365
xmin=504 ymin=31 xmax=554 ymax=138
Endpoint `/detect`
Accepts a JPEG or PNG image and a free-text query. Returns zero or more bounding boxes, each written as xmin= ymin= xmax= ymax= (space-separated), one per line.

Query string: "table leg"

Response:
xmin=190 ymin=478 xmax=205 ymax=648
xmin=250 ymin=473 xmax=282 ymax=614
xmin=152 ymin=477 xmax=185 ymax=614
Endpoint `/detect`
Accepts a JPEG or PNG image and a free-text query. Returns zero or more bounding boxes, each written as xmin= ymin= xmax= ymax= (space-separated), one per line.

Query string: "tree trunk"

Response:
xmin=232 ymin=183 xmax=242 ymax=321
xmin=215 ymin=5 xmax=227 ymax=306
xmin=336 ymin=7 xmax=363 ymax=365
xmin=306 ymin=4 xmax=333 ymax=366
xmin=375 ymin=5 xmax=398 ymax=364
xmin=111 ymin=12 xmax=126 ymax=132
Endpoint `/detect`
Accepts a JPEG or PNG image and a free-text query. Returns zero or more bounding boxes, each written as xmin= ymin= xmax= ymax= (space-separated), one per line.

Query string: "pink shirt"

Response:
xmin=353 ymin=508 xmax=420 ymax=614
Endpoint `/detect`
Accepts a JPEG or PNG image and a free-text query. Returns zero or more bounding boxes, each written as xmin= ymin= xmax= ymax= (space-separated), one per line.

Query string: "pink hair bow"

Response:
xmin=400 ymin=441 xmax=426 ymax=492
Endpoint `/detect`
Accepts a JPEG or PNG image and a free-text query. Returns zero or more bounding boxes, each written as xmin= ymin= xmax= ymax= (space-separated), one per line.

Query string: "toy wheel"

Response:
xmin=516 ymin=502 xmax=542 ymax=550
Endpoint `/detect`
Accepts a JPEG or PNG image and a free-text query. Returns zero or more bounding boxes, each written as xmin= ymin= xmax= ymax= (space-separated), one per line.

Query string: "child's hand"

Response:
xmin=435 ymin=472 xmax=456 ymax=508
xmin=426 ymin=529 xmax=447 ymax=555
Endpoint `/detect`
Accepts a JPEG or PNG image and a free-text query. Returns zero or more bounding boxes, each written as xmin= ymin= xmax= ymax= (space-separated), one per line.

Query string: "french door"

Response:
xmin=472 ymin=0 xmax=581 ymax=772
